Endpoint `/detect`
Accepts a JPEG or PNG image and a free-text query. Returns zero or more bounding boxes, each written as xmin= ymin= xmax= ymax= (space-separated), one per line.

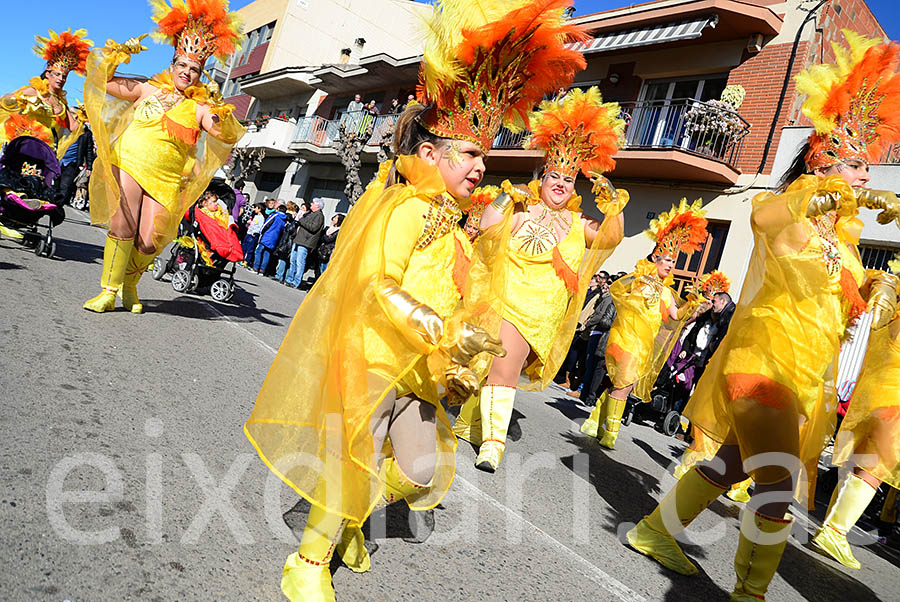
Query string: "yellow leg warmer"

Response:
xmin=83 ymin=235 xmax=133 ymax=313
xmin=0 ymin=222 xmax=23 ymax=240
xmin=727 ymin=478 xmax=754 ymax=503
xmin=580 ymin=391 xmax=608 ymax=438
xmin=452 ymin=394 xmax=482 ymax=445
xmin=626 ymin=466 xmax=727 ymax=575
xmin=282 ymin=504 xmax=345 ymax=602
xmin=674 ymin=446 xmax=704 ymax=480
xmin=812 ymin=472 xmax=877 ymax=570
xmin=122 ymin=248 xmax=157 ymax=314
xmin=731 ymin=510 xmax=793 ymax=601
xmin=474 ymin=385 xmax=517 ymax=473
xmin=598 ymin=396 xmax=627 ymax=450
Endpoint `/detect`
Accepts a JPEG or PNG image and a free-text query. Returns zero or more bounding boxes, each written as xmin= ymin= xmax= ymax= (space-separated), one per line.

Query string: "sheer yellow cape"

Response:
xmin=244 ymin=158 xmax=508 ymax=524
xmin=833 ymin=313 xmax=900 ymax=489
xmin=0 ymin=77 xmax=83 ymax=158
xmin=83 ymin=43 xmax=243 ymax=249
xmin=683 ymin=174 xmax=864 ymax=506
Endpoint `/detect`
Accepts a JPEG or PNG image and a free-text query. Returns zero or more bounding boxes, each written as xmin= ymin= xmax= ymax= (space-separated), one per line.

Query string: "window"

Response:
xmin=671 ymin=220 xmax=730 ymax=295
xmin=237 ymin=21 xmax=277 ymax=66
xmin=859 ymin=244 xmax=899 ymax=270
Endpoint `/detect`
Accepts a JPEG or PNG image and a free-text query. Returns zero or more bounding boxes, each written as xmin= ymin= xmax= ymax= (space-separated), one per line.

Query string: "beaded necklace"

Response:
xmin=810 ymin=212 xmax=842 ymax=277
xmin=415 ymin=194 xmax=462 ymax=250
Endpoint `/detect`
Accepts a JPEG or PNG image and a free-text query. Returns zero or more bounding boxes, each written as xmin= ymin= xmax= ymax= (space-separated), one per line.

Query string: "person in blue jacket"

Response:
xmin=254 ymin=203 xmax=287 ymax=274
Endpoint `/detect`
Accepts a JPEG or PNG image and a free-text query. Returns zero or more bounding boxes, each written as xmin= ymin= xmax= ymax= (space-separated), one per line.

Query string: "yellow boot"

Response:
xmin=0 ymin=222 xmax=23 ymax=240
xmin=122 ymin=248 xmax=158 ymax=314
xmin=731 ymin=510 xmax=793 ymax=601
xmin=626 ymin=466 xmax=727 ymax=575
xmin=83 ymin=235 xmax=133 ymax=313
xmin=812 ymin=472 xmax=877 ymax=569
xmin=474 ymin=385 xmax=517 ymax=473
xmin=598 ymin=395 xmax=627 ymax=449
xmin=452 ymin=394 xmax=482 ymax=445
xmin=335 ymin=521 xmax=369 ymax=574
xmin=727 ymin=478 xmax=754 ymax=503
xmin=674 ymin=446 xmax=703 ymax=480
xmin=580 ymin=391 xmax=608 ymax=438
xmin=281 ymin=504 xmax=345 ymax=602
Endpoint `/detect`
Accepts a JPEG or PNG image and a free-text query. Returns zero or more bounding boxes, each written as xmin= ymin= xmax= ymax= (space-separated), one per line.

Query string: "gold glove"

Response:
xmin=806 ymin=190 xmax=845 ymax=217
xmin=675 ymin=289 xmax=704 ymax=320
xmin=867 ymin=271 xmax=900 ymax=331
xmin=375 ymin=280 xmax=444 ymax=355
xmin=443 ymin=321 xmax=507 ymax=366
xmin=590 ymin=173 xmax=630 ymax=215
xmin=444 ymin=364 xmax=480 ymax=405
xmin=856 ymin=189 xmax=900 ymax=225
xmin=490 ymin=192 xmax=513 ymax=215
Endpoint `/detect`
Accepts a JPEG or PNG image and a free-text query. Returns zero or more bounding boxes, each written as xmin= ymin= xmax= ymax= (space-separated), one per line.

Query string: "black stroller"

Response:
xmin=151 ymin=199 xmax=242 ymax=302
xmin=621 ymin=358 xmax=694 ymax=438
xmin=0 ymin=136 xmax=63 ymax=257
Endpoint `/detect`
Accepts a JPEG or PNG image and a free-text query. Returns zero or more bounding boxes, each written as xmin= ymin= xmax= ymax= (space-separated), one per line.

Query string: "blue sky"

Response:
xmin=4 ymin=0 xmax=899 ymax=104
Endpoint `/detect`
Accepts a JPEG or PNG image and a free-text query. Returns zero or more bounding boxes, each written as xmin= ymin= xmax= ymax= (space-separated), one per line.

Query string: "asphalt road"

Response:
xmin=1 ymin=211 xmax=898 ymax=601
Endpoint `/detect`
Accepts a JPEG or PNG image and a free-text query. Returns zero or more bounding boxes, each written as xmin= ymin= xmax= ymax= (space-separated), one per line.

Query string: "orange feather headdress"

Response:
xmin=646 ymin=198 xmax=708 ymax=259
xmin=150 ymin=0 xmax=242 ymax=65
xmin=33 ymin=29 xmax=93 ymax=76
xmin=417 ymin=0 xmax=587 ymax=153
xmin=524 ymin=86 xmax=624 ymax=178
xmin=796 ymin=29 xmax=900 ymax=170
xmin=466 ymin=185 xmax=500 ymax=227
xmin=4 ymin=114 xmax=53 ymax=146
xmin=697 ymin=270 xmax=731 ymax=299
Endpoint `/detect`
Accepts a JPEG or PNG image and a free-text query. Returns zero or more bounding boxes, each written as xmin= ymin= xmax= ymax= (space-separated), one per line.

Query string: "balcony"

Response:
xmin=236 ymin=116 xmax=298 ymax=156
xmin=491 ymin=98 xmax=750 ymax=185
xmin=290 ymin=110 xmax=400 ymax=160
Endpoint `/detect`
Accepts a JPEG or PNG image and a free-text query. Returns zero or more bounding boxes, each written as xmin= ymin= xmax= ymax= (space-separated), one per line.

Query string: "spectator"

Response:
xmin=581 ymin=276 xmax=618 ymax=406
xmin=389 ymin=98 xmax=401 ymax=113
xmin=317 ymin=213 xmax=344 ymax=274
xmin=274 ymin=202 xmax=301 ymax=283
xmin=232 ymin=178 xmax=247 ymax=226
xmin=264 ymin=197 xmax=276 ymax=215
xmin=558 ymin=273 xmax=605 ymax=391
xmin=365 ymin=100 xmax=380 ymax=116
xmin=289 ymin=198 xmax=325 ymax=289
xmin=254 ymin=203 xmax=288 ymax=274
xmin=56 ymin=128 xmax=90 ymax=205
xmin=567 ymin=272 xmax=609 ymax=399
xmin=241 ymin=203 xmax=265 ymax=268
xmin=347 ymin=94 xmax=363 ymax=113
xmin=406 ymin=93 xmax=416 ymax=107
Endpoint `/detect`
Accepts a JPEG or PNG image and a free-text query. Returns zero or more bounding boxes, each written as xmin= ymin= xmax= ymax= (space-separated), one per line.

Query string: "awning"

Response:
xmin=571 ymin=14 xmax=720 ymax=54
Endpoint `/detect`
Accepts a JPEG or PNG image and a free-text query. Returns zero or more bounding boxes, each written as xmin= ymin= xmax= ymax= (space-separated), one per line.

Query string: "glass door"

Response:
xmin=628 ymin=76 xmax=727 ymax=150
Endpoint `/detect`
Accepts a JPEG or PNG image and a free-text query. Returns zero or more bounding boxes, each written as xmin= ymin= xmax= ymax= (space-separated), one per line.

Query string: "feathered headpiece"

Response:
xmin=796 ymin=29 xmax=900 ymax=170
xmin=524 ymin=86 xmax=624 ymax=178
xmin=150 ymin=0 xmax=242 ymax=65
xmin=466 ymin=185 xmax=500 ymax=227
xmin=417 ymin=0 xmax=587 ymax=153
xmin=646 ymin=198 xmax=708 ymax=259
xmin=4 ymin=114 xmax=52 ymax=146
xmin=34 ymin=29 xmax=93 ymax=76
xmin=697 ymin=270 xmax=731 ymax=299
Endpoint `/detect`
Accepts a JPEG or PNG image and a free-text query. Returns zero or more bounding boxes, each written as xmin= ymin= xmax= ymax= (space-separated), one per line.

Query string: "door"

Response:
xmin=671 ymin=220 xmax=730 ymax=296
xmin=628 ymin=76 xmax=728 ymax=150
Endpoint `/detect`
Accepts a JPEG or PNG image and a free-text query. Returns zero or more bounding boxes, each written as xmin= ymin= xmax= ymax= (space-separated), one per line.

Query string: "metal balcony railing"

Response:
xmin=492 ymin=98 xmax=750 ymax=167
xmin=879 ymin=143 xmax=900 ymax=164
xmin=293 ymin=110 xmax=400 ymax=149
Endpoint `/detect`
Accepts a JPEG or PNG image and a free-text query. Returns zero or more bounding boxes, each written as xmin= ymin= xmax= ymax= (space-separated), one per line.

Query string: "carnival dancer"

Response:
xmin=814 ymin=256 xmax=900 ymax=569
xmin=580 ymin=199 xmax=708 ymax=450
xmin=243 ymin=1 xmax=586 ymax=600
xmin=81 ymin=0 xmax=244 ymax=314
xmin=0 ymin=29 xmax=92 ymax=158
xmin=452 ymin=87 xmax=629 ymax=472
xmin=624 ymin=30 xmax=900 ymax=601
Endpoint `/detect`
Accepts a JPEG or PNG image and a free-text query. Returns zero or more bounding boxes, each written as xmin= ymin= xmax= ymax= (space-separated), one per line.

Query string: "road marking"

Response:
xmin=453 ymin=477 xmax=647 ymax=602
xmin=215 ymin=306 xmax=646 ymax=601
xmin=202 ymin=300 xmax=279 ymax=355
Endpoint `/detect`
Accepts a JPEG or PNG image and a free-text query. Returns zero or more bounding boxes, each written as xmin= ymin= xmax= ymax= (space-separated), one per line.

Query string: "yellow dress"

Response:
xmin=833 ymin=314 xmax=900 ymax=489
xmin=502 ymin=207 xmax=585 ymax=382
xmin=0 ymin=77 xmax=82 ymax=158
xmin=605 ymin=259 xmax=676 ymax=391
xmin=244 ymin=156 xmax=503 ymax=525
xmin=684 ymin=174 xmax=865 ymax=491
xmin=111 ymin=94 xmax=199 ymax=214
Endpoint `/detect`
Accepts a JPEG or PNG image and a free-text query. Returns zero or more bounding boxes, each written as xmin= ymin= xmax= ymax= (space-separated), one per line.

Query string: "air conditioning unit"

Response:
xmin=747 ymin=33 xmax=764 ymax=54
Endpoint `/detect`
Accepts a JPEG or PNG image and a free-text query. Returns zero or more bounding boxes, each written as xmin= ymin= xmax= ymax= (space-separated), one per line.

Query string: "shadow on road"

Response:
xmin=545 ymin=397 xmax=590 ymax=423
xmin=0 ymin=261 xmax=24 ymax=270
xmin=780 ymin=542 xmax=881 ymax=601
xmin=148 ymin=292 xmax=291 ymax=325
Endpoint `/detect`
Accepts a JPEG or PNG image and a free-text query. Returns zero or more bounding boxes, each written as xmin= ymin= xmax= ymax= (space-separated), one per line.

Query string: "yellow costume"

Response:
xmin=0 ymin=29 xmax=92 ymax=158
xmin=82 ymin=0 xmax=243 ymax=314
xmin=454 ymin=87 xmax=628 ymax=472
xmin=626 ymin=31 xmax=900 ymax=601
xmin=248 ymin=1 xmax=588 ymax=599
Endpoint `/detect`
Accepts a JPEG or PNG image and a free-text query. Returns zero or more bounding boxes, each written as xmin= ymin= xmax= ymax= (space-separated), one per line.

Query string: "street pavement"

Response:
xmin=1 ymin=211 xmax=898 ymax=601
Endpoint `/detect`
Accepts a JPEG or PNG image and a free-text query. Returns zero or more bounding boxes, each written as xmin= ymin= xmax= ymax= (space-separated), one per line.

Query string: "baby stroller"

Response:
xmin=152 ymin=199 xmax=243 ymax=302
xmin=0 ymin=136 xmax=63 ymax=257
xmin=620 ymin=360 xmax=691 ymax=438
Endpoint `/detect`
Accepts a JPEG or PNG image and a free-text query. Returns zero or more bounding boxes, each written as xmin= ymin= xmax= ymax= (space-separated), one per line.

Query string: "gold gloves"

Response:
xmin=806 ymin=189 xmax=848 ymax=218
xmin=443 ymin=321 xmax=506 ymax=366
xmin=444 ymin=364 xmax=480 ymax=405
xmin=376 ymin=280 xmax=444 ymax=355
xmin=119 ymin=34 xmax=148 ymax=55
xmin=490 ymin=192 xmax=513 ymax=215
xmin=675 ymin=288 xmax=704 ymax=320
xmin=590 ymin=173 xmax=630 ymax=216
xmin=103 ymin=33 xmax=147 ymax=69
xmin=856 ymin=189 xmax=900 ymax=225
xmin=867 ymin=271 xmax=899 ymax=330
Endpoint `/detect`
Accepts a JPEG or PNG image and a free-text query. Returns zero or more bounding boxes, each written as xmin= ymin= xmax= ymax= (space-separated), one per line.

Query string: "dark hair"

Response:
xmin=234 ymin=178 xmax=245 ymax=190
xmin=253 ymin=202 xmax=265 ymax=211
xmin=777 ymin=140 xmax=812 ymax=192
xmin=386 ymin=104 xmax=448 ymax=186
xmin=714 ymin=291 xmax=733 ymax=304
xmin=199 ymin=190 xmax=218 ymax=204
xmin=334 ymin=213 xmax=346 ymax=226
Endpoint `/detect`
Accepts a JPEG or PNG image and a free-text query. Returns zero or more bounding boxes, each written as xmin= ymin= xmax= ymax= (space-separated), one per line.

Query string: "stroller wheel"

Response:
xmin=171 ymin=269 xmax=191 ymax=292
xmin=210 ymin=278 xmax=232 ymax=302
xmin=46 ymin=241 xmax=56 ymax=258
xmin=35 ymin=238 xmax=48 ymax=256
xmin=621 ymin=404 xmax=633 ymax=427
xmin=660 ymin=410 xmax=681 ymax=437
xmin=151 ymin=256 xmax=167 ymax=280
